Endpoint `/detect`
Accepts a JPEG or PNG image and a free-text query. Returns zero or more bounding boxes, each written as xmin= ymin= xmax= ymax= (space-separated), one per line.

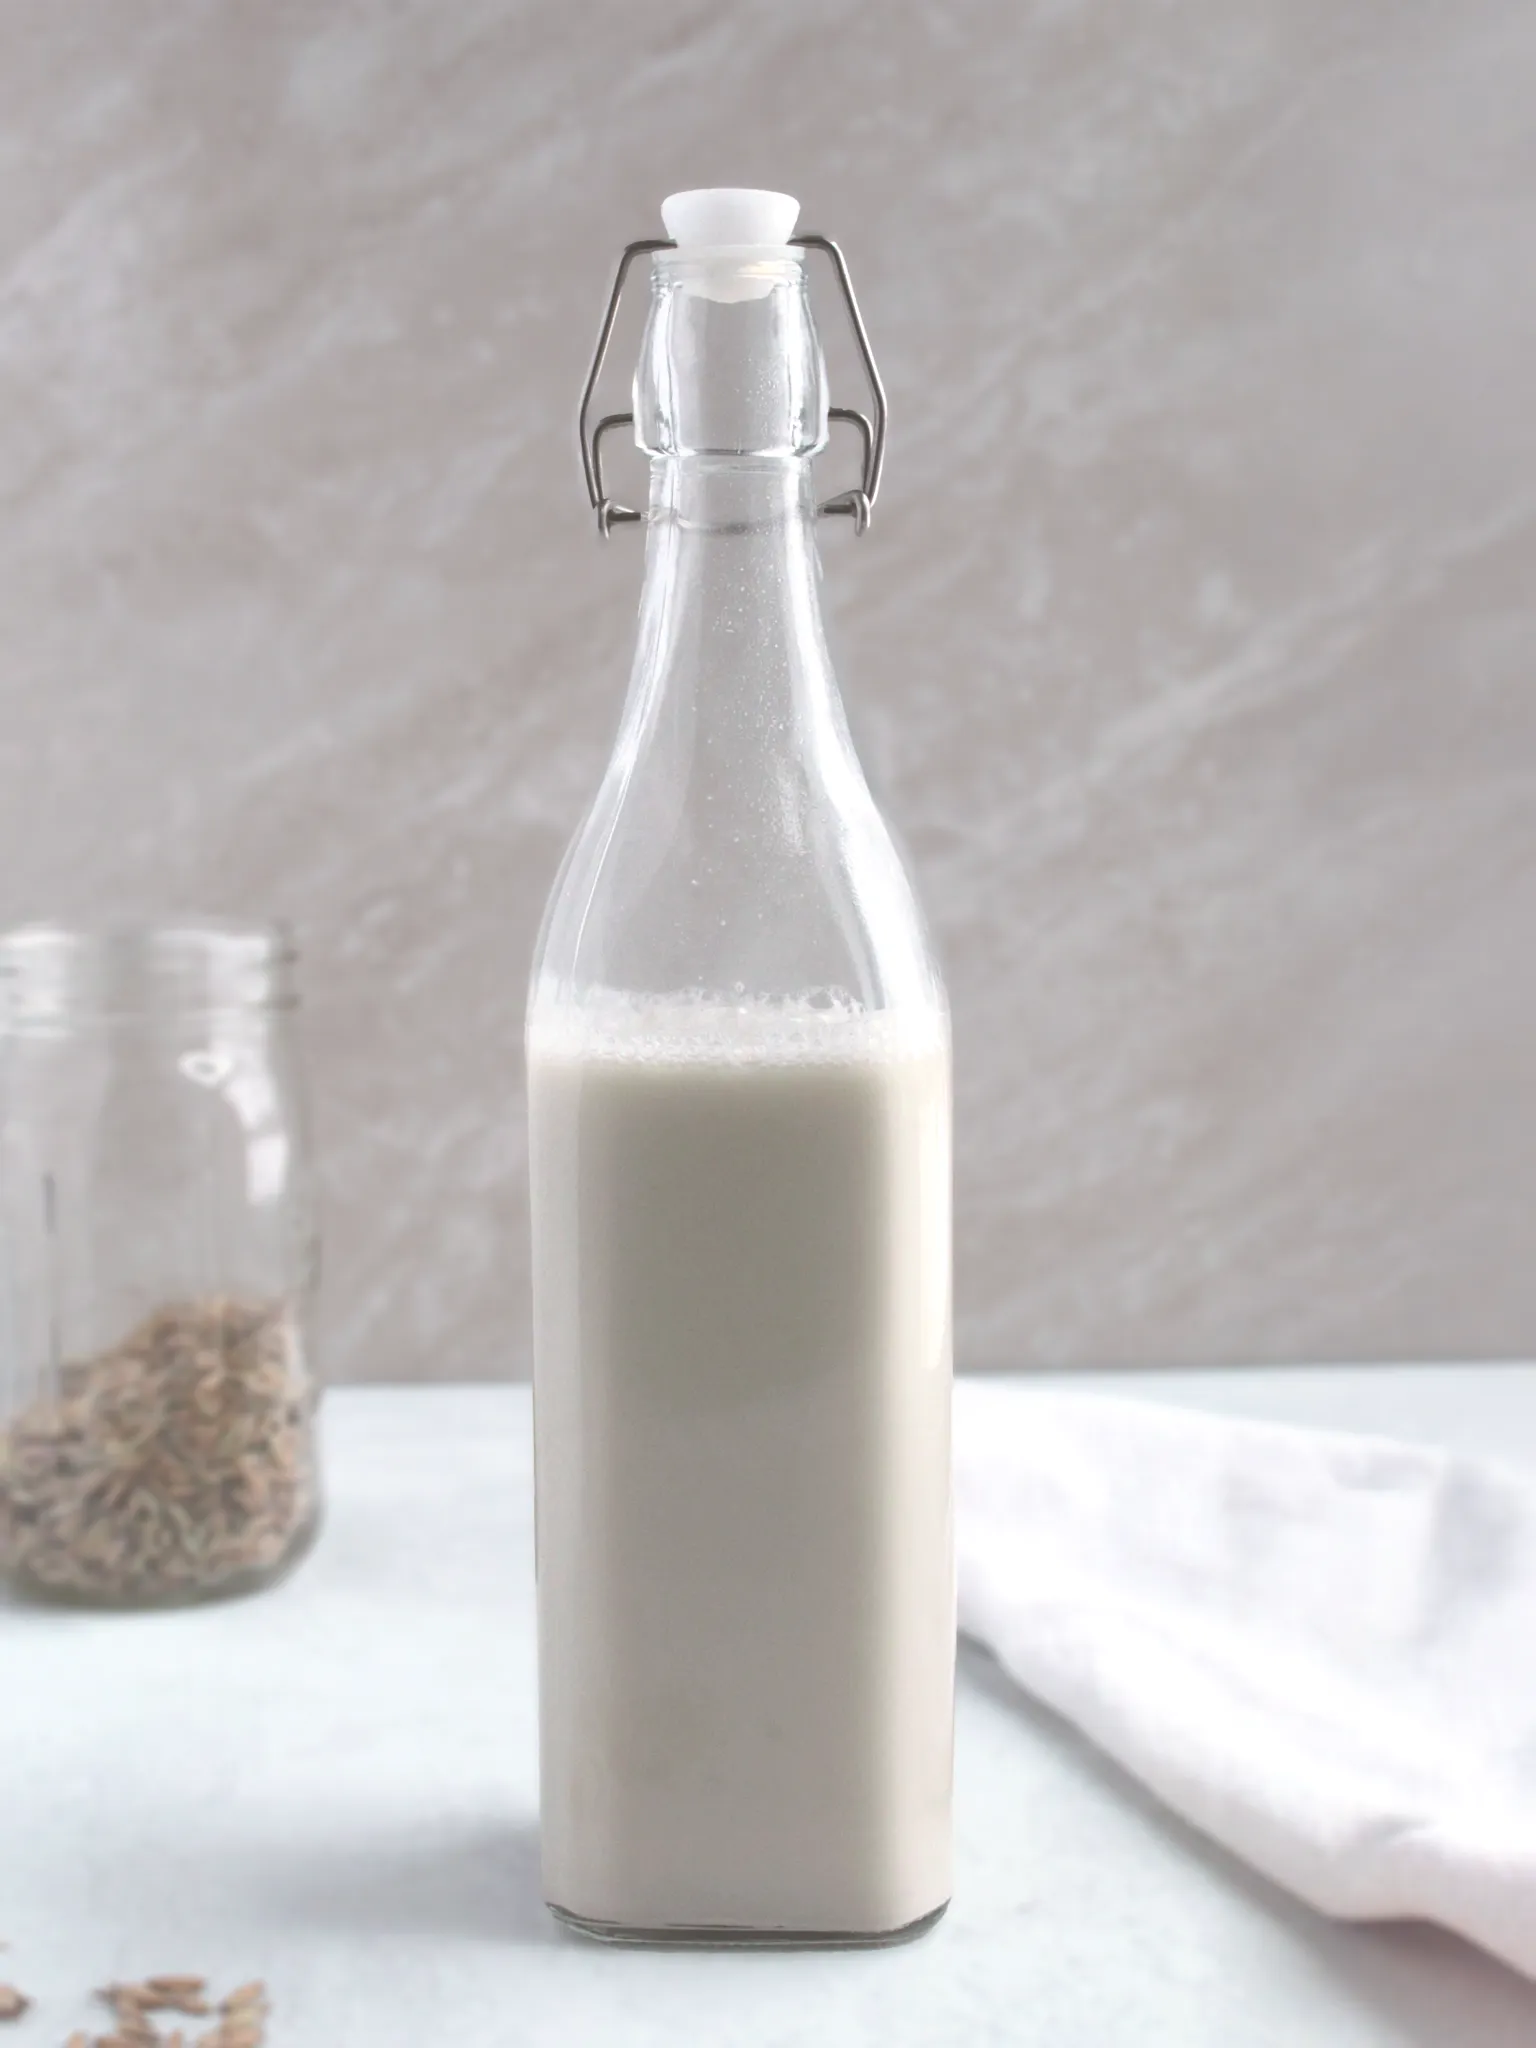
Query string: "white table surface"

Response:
xmin=5 ymin=1367 xmax=1536 ymax=2048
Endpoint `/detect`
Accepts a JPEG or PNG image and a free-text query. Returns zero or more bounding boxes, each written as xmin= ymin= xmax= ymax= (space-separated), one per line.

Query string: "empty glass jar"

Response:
xmin=0 ymin=923 xmax=322 ymax=1606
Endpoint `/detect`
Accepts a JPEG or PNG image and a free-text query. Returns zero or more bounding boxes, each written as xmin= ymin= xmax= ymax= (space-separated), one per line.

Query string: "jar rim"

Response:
xmin=0 ymin=920 xmax=299 ymax=1025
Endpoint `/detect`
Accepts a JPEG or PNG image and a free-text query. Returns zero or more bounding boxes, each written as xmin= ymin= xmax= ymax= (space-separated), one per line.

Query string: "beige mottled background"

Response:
xmin=2 ymin=2 xmax=1533 ymax=1380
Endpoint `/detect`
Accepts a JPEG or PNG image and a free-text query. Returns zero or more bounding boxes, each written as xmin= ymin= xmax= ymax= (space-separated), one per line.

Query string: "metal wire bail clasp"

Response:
xmin=576 ymin=232 xmax=888 ymax=539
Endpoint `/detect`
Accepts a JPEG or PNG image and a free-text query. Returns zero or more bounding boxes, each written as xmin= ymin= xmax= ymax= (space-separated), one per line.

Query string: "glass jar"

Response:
xmin=0 ymin=923 xmax=322 ymax=1606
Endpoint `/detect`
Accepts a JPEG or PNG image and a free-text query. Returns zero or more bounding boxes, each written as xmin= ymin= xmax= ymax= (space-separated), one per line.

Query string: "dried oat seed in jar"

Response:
xmin=0 ymin=923 xmax=321 ymax=1605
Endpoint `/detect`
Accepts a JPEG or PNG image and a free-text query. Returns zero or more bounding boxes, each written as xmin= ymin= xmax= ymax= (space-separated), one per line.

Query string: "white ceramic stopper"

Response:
xmin=661 ymin=188 xmax=800 ymax=248
xmin=659 ymin=189 xmax=801 ymax=302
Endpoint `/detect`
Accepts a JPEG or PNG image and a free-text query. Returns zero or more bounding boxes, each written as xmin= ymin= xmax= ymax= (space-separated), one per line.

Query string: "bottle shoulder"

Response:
xmin=532 ymin=460 xmax=942 ymax=1020
xmin=531 ymin=736 xmax=945 ymax=1023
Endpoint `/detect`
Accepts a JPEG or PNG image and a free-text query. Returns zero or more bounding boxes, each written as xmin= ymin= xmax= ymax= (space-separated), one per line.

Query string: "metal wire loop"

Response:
xmin=790 ymin=234 xmax=887 ymax=526
xmin=577 ymin=231 xmax=887 ymax=539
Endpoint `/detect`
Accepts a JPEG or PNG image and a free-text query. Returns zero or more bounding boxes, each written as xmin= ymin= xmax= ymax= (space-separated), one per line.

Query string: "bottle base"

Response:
xmin=548 ymin=1896 xmax=949 ymax=1950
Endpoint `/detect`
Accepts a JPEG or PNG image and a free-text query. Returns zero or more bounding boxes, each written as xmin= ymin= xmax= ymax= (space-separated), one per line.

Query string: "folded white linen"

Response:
xmin=953 ymin=1379 xmax=1536 ymax=1979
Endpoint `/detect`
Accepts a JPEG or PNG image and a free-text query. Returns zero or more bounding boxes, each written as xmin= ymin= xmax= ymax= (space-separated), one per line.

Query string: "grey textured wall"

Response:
xmin=3 ymin=2 xmax=1534 ymax=1381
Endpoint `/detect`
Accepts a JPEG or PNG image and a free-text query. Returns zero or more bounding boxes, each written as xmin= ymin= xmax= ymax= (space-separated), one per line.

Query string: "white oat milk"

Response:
xmin=529 ymin=1000 xmax=953 ymax=1937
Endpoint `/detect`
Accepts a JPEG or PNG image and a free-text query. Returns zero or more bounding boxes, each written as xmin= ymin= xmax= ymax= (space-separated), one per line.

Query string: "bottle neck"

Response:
xmin=627 ymin=453 xmax=841 ymax=759
xmin=629 ymin=254 xmax=832 ymax=722
xmin=531 ymin=252 xmax=941 ymax=1018
xmin=636 ymin=251 xmax=824 ymax=461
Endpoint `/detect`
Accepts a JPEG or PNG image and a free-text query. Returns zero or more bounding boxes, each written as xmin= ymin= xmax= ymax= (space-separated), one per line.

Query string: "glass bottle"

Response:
xmin=527 ymin=191 xmax=953 ymax=1945
xmin=0 ymin=923 xmax=322 ymax=1606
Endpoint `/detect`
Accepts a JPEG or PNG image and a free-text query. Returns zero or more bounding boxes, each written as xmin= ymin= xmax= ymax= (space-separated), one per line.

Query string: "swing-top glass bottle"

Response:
xmin=527 ymin=190 xmax=953 ymax=1945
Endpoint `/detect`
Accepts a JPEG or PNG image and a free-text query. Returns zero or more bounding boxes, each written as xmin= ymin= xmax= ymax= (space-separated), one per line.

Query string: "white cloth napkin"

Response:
xmin=953 ymin=1380 xmax=1536 ymax=1979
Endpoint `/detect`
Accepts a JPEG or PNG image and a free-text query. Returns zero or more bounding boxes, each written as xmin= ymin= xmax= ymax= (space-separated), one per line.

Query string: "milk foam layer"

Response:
xmin=528 ymin=989 xmax=948 ymax=1065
